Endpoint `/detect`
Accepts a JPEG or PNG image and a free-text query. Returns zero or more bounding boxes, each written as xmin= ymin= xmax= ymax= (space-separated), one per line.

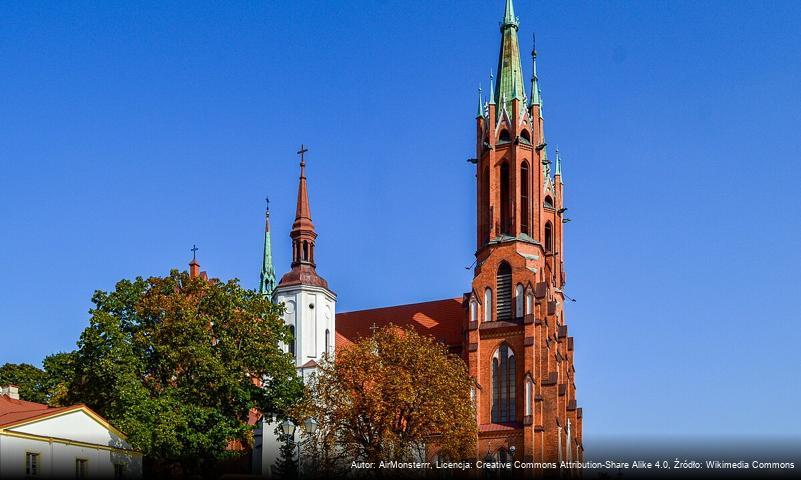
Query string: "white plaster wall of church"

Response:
xmin=273 ymin=285 xmax=336 ymax=369
xmin=257 ymin=285 xmax=335 ymax=476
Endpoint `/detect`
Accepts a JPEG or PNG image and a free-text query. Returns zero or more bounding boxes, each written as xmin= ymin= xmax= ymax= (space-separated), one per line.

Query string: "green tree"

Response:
xmin=0 ymin=353 xmax=75 ymax=405
xmin=65 ymin=270 xmax=302 ymax=475
xmin=271 ymin=432 xmax=299 ymax=480
xmin=0 ymin=363 xmax=46 ymax=403
xmin=298 ymin=325 xmax=476 ymax=473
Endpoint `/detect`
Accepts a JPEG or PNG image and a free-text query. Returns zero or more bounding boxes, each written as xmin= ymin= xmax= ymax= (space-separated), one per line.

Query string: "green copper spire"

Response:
xmin=495 ymin=0 xmax=525 ymax=112
xmin=259 ymin=197 xmax=276 ymax=296
xmin=529 ymin=34 xmax=541 ymax=107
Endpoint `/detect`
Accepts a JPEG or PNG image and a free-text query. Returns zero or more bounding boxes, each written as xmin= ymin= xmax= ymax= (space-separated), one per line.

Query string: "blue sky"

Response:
xmin=2 ymin=0 xmax=800 ymax=444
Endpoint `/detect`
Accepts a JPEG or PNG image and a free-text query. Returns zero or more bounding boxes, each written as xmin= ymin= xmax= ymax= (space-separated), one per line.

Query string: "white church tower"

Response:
xmin=272 ymin=146 xmax=336 ymax=377
xmin=254 ymin=147 xmax=336 ymax=477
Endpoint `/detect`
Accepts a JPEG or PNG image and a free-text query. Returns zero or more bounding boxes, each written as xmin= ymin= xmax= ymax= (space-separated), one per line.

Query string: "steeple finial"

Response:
xmin=189 ymin=244 xmax=200 ymax=278
xmin=495 ymin=0 xmax=525 ymax=111
xmin=476 ymin=85 xmax=484 ymax=119
xmin=489 ymin=71 xmax=496 ymax=105
xmin=555 ymin=146 xmax=562 ymax=176
xmin=260 ymin=196 xmax=276 ymax=296
xmin=530 ymin=33 xmax=541 ymax=107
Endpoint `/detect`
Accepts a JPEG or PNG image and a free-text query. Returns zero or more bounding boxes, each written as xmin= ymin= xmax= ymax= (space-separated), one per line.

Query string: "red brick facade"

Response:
xmin=336 ymin=0 xmax=582 ymax=469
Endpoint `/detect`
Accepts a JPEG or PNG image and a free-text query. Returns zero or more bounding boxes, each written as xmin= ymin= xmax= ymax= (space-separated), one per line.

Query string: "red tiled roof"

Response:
xmin=336 ymin=297 xmax=464 ymax=349
xmin=0 ymin=395 xmax=75 ymax=428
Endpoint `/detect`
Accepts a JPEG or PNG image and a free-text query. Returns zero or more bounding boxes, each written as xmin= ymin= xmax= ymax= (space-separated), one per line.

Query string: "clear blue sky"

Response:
xmin=2 ymin=0 xmax=800 ymax=445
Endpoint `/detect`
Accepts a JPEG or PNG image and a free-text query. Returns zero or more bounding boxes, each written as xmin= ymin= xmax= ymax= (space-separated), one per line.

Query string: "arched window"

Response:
xmin=482 ymin=166 xmax=490 ymax=243
xmin=567 ymin=419 xmax=573 ymax=462
xmin=544 ymin=195 xmax=554 ymax=209
xmin=302 ymin=241 xmax=309 ymax=261
xmin=545 ymin=221 xmax=553 ymax=252
xmin=520 ymin=162 xmax=530 ymax=235
xmin=525 ymin=290 xmax=533 ymax=315
xmin=491 ymin=343 xmax=516 ymax=423
xmin=288 ymin=325 xmax=296 ymax=356
xmin=500 ymin=162 xmax=511 ymax=234
xmin=484 ymin=288 xmax=492 ymax=323
xmin=325 ymin=328 xmax=330 ymax=357
xmin=520 ymin=129 xmax=531 ymax=143
xmin=525 ymin=376 xmax=533 ymax=417
xmin=515 ymin=284 xmax=524 ymax=319
xmin=499 ymin=129 xmax=511 ymax=142
xmin=496 ymin=262 xmax=512 ymax=320
xmin=470 ymin=298 xmax=478 ymax=323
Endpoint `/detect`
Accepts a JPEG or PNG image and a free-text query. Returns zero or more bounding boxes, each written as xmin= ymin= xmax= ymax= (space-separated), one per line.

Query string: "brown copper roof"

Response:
xmin=277 ymin=264 xmax=329 ymax=289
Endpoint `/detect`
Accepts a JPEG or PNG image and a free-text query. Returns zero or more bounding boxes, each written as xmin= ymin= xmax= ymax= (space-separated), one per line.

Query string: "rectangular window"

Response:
xmin=75 ymin=459 xmax=88 ymax=479
xmin=114 ymin=463 xmax=126 ymax=479
xmin=26 ymin=452 xmax=40 ymax=476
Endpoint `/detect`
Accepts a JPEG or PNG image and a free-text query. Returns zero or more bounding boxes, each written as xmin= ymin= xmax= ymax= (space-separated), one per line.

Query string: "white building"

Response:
xmin=253 ymin=154 xmax=336 ymax=477
xmin=0 ymin=386 xmax=142 ymax=479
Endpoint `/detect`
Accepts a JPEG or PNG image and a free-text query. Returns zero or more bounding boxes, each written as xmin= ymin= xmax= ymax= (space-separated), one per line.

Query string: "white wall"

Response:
xmin=253 ymin=283 xmax=336 ymax=476
xmin=273 ymin=284 xmax=336 ymax=368
xmin=0 ymin=433 xmax=142 ymax=478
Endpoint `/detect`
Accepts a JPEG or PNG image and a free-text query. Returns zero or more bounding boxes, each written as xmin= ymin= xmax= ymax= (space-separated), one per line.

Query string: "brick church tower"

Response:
xmin=465 ymin=0 xmax=583 ymax=465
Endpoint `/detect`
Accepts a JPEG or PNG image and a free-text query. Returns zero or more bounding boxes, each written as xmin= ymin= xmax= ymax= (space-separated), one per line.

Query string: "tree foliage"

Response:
xmin=297 ymin=325 xmax=476 ymax=472
xmin=271 ymin=432 xmax=299 ymax=480
xmin=0 ymin=352 xmax=75 ymax=405
xmin=64 ymin=270 xmax=302 ymax=473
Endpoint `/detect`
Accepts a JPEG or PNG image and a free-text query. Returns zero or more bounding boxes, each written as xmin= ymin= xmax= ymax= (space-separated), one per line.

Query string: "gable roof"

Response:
xmin=0 ymin=395 xmax=74 ymax=428
xmin=0 ymin=395 xmax=128 ymax=442
xmin=335 ymin=297 xmax=464 ymax=349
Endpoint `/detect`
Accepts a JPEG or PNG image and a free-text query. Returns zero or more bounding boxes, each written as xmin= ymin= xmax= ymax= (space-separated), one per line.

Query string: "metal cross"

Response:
xmin=191 ymin=244 xmax=198 ymax=261
xmin=369 ymin=322 xmax=379 ymax=335
xmin=297 ymin=144 xmax=308 ymax=165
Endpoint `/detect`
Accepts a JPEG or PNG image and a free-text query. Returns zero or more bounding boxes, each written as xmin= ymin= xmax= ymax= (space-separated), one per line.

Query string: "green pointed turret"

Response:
xmin=476 ymin=86 xmax=484 ymax=119
xmin=259 ymin=198 xmax=276 ymax=296
xmin=495 ymin=0 xmax=525 ymax=113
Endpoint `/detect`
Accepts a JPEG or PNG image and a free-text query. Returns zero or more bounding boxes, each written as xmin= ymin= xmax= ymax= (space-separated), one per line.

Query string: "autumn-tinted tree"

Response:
xmin=298 ymin=325 xmax=476 ymax=472
xmin=65 ymin=270 xmax=302 ymax=475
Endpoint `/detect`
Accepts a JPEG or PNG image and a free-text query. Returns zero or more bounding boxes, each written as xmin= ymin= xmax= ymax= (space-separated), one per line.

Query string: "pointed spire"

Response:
xmin=503 ymin=0 xmax=518 ymax=27
xmin=555 ymin=146 xmax=562 ymax=176
xmin=295 ymin=148 xmax=312 ymax=224
xmin=529 ymin=33 xmax=541 ymax=107
xmin=476 ymin=85 xmax=484 ymax=119
xmin=495 ymin=0 xmax=525 ymax=111
xmin=489 ymin=71 xmax=496 ymax=105
xmin=260 ymin=196 xmax=276 ymax=296
xmin=277 ymin=145 xmax=329 ymax=290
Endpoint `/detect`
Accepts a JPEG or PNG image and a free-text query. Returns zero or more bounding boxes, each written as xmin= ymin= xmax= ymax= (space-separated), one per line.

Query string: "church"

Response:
xmin=248 ymin=0 xmax=583 ymax=474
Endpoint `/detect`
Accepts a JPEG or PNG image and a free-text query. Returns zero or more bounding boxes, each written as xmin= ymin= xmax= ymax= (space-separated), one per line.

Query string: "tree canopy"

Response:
xmin=63 ymin=270 xmax=302 ymax=473
xmin=298 ymin=325 xmax=476 ymax=473
xmin=0 ymin=352 xmax=75 ymax=405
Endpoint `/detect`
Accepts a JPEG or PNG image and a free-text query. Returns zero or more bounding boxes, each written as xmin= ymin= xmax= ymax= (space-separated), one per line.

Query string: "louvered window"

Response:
xmin=496 ymin=262 xmax=512 ymax=320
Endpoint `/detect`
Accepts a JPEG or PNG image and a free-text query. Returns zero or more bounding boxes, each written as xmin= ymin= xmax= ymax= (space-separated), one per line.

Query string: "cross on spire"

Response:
xmin=191 ymin=244 xmax=198 ymax=261
xmin=297 ymin=144 xmax=308 ymax=166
